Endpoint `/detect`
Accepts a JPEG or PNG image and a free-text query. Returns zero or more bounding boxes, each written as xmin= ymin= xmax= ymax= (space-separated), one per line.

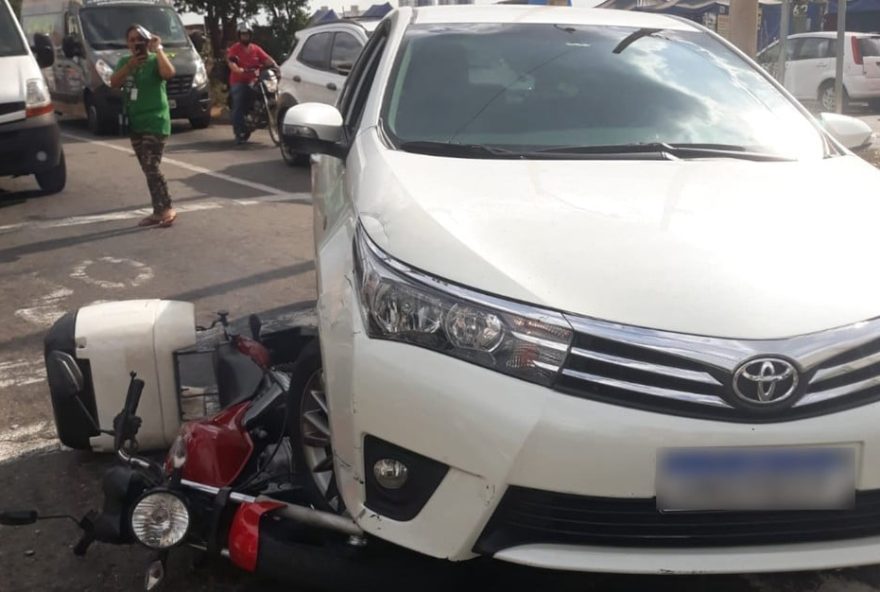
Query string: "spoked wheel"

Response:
xmin=287 ymin=340 xmax=344 ymax=513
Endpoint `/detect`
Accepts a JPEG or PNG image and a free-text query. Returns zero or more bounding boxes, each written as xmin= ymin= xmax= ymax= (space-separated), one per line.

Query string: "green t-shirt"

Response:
xmin=116 ymin=54 xmax=171 ymax=136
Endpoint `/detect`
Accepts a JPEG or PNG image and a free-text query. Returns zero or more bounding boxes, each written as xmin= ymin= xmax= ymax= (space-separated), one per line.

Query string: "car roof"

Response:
xmin=409 ymin=5 xmax=697 ymax=30
xmin=787 ymin=31 xmax=880 ymax=39
xmin=300 ymin=17 xmax=381 ymax=35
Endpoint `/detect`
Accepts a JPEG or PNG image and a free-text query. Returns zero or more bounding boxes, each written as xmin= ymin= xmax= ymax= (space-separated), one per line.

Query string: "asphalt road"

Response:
xmin=3 ymin=118 xmax=880 ymax=591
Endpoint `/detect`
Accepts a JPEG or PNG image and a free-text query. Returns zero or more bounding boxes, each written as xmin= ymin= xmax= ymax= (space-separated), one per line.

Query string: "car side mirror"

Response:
xmin=45 ymin=351 xmax=84 ymax=400
xmin=335 ymin=62 xmax=353 ymax=76
xmin=282 ymin=103 xmax=346 ymax=158
xmin=819 ymin=112 xmax=874 ymax=151
xmin=62 ymin=35 xmax=83 ymax=59
xmin=32 ymin=33 xmax=55 ymax=68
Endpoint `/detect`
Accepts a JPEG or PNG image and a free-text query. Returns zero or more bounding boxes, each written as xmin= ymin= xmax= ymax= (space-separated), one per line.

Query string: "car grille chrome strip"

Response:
xmin=561 ymin=368 xmax=734 ymax=409
xmin=798 ymin=374 xmax=880 ymax=407
xmin=556 ymin=313 xmax=880 ymax=420
xmin=811 ymin=350 xmax=880 ymax=384
xmin=569 ymin=347 xmax=722 ymax=386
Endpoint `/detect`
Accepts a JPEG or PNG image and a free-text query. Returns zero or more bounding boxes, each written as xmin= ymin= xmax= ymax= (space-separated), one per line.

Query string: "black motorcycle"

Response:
xmin=227 ymin=60 xmax=281 ymax=146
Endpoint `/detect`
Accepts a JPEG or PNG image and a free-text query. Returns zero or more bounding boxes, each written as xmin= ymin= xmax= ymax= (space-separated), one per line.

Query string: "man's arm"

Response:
xmin=258 ymin=45 xmax=278 ymax=69
xmin=151 ymin=36 xmax=176 ymax=80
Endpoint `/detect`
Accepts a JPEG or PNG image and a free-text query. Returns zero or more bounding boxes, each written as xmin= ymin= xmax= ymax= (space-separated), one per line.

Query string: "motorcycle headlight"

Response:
xmin=130 ymin=491 xmax=190 ymax=549
xmin=354 ymin=225 xmax=573 ymax=386
xmin=95 ymin=59 xmax=114 ymax=87
xmin=193 ymin=62 xmax=207 ymax=88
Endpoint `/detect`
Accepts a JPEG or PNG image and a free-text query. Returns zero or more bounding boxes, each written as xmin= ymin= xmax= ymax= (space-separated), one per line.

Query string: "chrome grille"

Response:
xmin=800 ymin=337 xmax=880 ymax=407
xmin=166 ymin=75 xmax=193 ymax=96
xmin=555 ymin=315 xmax=880 ymax=422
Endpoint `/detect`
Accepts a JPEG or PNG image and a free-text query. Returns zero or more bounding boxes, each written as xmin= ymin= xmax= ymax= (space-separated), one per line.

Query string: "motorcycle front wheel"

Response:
xmin=265 ymin=94 xmax=280 ymax=147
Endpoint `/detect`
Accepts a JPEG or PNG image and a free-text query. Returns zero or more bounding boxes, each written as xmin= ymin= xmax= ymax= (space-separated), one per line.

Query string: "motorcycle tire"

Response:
xmin=265 ymin=94 xmax=281 ymax=147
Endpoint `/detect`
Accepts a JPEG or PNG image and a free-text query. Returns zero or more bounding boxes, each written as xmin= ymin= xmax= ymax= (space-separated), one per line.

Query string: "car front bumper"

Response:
xmin=318 ymin=245 xmax=880 ymax=574
xmin=0 ymin=113 xmax=62 ymax=177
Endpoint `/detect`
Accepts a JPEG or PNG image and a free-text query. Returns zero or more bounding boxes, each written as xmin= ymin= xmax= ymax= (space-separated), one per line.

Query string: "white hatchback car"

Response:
xmin=277 ymin=18 xmax=379 ymax=164
xmin=757 ymin=31 xmax=880 ymax=111
xmin=282 ymin=6 xmax=880 ymax=575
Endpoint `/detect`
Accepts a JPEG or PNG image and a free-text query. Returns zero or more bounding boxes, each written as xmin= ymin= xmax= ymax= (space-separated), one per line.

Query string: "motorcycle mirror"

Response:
xmin=46 ymin=351 xmax=84 ymax=400
xmin=0 ymin=510 xmax=39 ymax=526
xmin=249 ymin=314 xmax=262 ymax=342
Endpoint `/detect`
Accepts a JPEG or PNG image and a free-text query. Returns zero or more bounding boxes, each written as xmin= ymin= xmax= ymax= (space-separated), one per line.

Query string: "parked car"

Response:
xmin=19 ymin=0 xmax=211 ymax=135
xmin=757 ymin=31 xmax=880 ymax=112
xmin=282 ymin=5 xmax=880 ymax=575
xmin=0 ymin=0 xmax=65 ymax=193
xmin=276 ymin=18 xmax=379 ymax=165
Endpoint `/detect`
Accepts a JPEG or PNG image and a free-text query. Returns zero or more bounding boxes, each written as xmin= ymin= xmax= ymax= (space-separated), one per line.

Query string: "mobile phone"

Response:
xmin=134 ymin=42 xmax=146 ymax=56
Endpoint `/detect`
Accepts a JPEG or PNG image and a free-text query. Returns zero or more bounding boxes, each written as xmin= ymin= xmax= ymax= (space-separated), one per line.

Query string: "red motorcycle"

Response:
xmin=1 ymin=314 xmax=385 ymax=590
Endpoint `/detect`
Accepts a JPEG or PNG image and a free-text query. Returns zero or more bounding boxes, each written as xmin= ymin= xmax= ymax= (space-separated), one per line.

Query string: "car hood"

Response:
xmin=356 ymin=142 xmax=880 ymax=339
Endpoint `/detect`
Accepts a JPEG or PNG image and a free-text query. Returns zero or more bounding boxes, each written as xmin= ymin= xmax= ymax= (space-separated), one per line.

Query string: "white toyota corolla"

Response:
xmin=281 ymin=5 xmax=880 ymax=575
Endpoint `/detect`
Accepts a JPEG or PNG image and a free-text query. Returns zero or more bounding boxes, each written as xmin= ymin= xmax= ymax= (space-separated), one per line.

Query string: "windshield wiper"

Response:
xmin=398 ymin=141 xmax=520 ymax=159
xmin=613 ymin=28 xmax=664 ymax=54
xmin=539 ymin=143 xmax=795 ymax=162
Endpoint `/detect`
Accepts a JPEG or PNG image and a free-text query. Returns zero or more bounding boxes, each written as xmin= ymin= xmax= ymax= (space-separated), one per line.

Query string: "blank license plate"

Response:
xmin=657 ymin=447 xmax=855 ymax=512
xmin=168 ymin=99 xmax=177 ymax=109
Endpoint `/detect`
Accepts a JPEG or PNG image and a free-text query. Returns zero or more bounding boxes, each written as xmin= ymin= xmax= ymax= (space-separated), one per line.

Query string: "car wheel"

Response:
xmin=189 ymin=115 xmax=211 ymax=129
xmin=286 ymin=339 xmax=344 ymax=514
xmin=819 ymin=81 xmax=849 ymax=113
xmin=86 ymin=98 xmax=115 ymax=136
xmin=35 ymin=150 xmax=66 ymax=194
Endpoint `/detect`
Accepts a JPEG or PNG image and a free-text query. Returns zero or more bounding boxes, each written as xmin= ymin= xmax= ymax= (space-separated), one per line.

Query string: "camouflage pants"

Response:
xmin=130 ymin=133 xmax=171 ymax=214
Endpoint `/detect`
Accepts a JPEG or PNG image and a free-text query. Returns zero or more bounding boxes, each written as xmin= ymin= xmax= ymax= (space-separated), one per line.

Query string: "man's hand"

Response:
xmin=149 ymin=35 xmax=163 ymax=53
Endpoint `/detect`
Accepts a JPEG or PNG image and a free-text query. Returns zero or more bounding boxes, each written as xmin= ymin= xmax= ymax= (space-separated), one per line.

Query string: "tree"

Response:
xmin=174 ymin=0 xmax=260 ymax=60
xmin=259 ymin=0 xmax=309 ymax=61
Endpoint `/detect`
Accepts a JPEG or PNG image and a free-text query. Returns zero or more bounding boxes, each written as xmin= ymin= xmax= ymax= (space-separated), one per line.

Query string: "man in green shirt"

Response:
xmin=110 ymin=25 xmax=177 ymax=227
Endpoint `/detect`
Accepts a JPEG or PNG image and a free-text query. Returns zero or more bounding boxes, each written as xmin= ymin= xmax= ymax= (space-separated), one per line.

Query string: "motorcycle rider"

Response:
xmin=227 ymin=23 xmax=278 ymax=145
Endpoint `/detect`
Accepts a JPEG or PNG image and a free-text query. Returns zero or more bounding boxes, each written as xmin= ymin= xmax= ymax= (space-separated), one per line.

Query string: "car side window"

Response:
xmin=298 ymin=32 xmax=333 ymax=70
xmin=331 ymin=32 xmax=362 ymax=74
xmin=338 ymin=24 xmax=389 ymax=136
xmin=795 ymin=38 xmax=830 ymax=61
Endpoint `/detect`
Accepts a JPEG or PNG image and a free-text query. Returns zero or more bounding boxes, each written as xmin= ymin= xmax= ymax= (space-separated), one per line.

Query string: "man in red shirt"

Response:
xmin=227 ymin=23 xmax=278 ymax=144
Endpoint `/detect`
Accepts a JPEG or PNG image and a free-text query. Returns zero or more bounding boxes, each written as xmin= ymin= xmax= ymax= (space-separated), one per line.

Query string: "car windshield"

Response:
xmin=0 ymin=2 xmax=26 ymax=57
xmin=80 ymin=6 xmax=190 ymax=50
xmin=384 ymin=23 xmax=827 ymax=160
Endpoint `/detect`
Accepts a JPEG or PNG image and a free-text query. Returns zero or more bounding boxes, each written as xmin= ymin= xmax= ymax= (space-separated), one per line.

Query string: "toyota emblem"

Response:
xmin=732 ymin=358 xmax=799 ymax=405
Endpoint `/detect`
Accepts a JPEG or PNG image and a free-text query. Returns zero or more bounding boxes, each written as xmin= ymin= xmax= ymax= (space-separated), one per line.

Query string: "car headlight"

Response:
xmin=95 ymin=59 xmax=114 ymax=87
xmin=193 ymin=62 xmax=207 ymax=88
xmin=354 ymin=225 xmax=573 ymax=386
xmin=130 ymin=491 xmax=190 ymax=549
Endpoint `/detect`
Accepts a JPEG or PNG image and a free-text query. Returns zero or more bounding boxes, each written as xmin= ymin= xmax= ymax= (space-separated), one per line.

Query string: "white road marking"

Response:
xmin=0 ymin=195 xmax=308 ymax=235
xmin=0 ymin=421 xmax=58 ymax=464
xmin=0 ymin=358 xmax=46 ymax=389
xmin=62 ymin=132 xmax=294 ymax=197
xmin=14 ymin=286 xmax=74 ymax=327
xmin=71 ymin=256 xmax=155 ymax=289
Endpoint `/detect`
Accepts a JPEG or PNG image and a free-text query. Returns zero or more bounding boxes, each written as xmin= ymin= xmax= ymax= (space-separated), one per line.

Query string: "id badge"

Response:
xmin=130 ymin=87 xmax=138 ymax=101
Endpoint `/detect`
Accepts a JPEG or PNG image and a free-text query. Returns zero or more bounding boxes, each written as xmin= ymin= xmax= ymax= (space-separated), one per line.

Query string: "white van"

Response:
xmin=0 ymin=0 xmax=65 ymax=193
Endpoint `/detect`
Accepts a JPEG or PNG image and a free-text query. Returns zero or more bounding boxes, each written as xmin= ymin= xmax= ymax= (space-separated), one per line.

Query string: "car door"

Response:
xmin=312 ymin=21 xmax=391 ymax=245
xmin=295 ymin=31 xmax=336 ymax=104
xmin=789 ymin=37 xmax=832 ymax=101
xmin=856 ymin=35 xmax=880 ymax=82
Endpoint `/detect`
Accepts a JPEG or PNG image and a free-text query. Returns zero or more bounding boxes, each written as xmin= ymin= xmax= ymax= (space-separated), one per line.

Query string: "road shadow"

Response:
xmin=0 ymin=226 xmax=148 ymax=264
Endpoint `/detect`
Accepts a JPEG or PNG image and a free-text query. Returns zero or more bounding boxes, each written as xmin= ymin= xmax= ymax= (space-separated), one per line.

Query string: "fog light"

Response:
xmin=373 ymin=458 xmax=409 ymax=490
xmin=130 ymin=491 xmax=190 ymax=549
